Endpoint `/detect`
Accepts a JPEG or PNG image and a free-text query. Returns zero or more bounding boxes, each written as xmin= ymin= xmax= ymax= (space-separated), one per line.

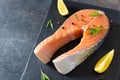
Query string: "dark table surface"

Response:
xmin=0 ymin=0 xmax=120 ymax=80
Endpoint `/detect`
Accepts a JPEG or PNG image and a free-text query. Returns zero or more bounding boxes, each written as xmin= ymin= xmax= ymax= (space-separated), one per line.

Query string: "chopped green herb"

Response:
xmin=41 ymin=70 xmax=51 ymax=80
xmin=46 ymin=20 xmax=54 ymax=29
xmin=87 ymin=27 xmax=104 ymax=36
xmin=90 ymin=10 xmax=102 ymax=17
xmin=74 ymin=14 xmax=78 ymax=20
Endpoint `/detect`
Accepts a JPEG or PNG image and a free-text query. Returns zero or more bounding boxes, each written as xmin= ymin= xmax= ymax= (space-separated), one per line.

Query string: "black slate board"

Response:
xmin=20 ymin=0 xmax=120 ymax=80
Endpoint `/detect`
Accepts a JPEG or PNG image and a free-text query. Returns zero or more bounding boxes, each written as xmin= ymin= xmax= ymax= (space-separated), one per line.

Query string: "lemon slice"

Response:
xmin=57 ymin=0 xmax=69 ymax=16
xmin=94 ymin=49 xmax=114 ymax=73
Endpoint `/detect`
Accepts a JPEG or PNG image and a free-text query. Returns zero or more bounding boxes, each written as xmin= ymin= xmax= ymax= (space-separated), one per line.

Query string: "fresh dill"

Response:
xmin=87 ymin=27 xmax=104 ymax=36
xmin=41 ymin=69 xmax=51 ymax=80
xmin=90 ymin=10 xmax=102 ymax=17
xmin=74 ymin=14 xmax=78 ymax=20
xmin=46 ymin=20 xmax=54 ymax=29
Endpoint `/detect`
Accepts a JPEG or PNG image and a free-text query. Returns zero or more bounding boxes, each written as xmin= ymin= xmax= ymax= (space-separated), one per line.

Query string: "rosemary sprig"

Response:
xmin=87 ymin=27 xmax=104 ymax=36
xmin=41 ymin=69 xmax=51 ymax=80
xmin=90 ymin=10 xmax=103 ymax=17
xmin=74 ymin=14 xmax=78 ymax=20
xmin=46 ymin=20 xmax=54 ymax=29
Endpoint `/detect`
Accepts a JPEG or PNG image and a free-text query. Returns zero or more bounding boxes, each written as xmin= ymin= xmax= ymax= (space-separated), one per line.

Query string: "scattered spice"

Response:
xmin=93 ymin=24 xmax=95 ymax=27
xmin=41 ymin=69 xmax=51 ymax=80
xmin=72 ymin=22 xmax=76 ymax=25
xmin=87 ymin=27 xmax=105 ymax=36
xmin=57 ymin=21 xmax=60 ymax=24
xmin=90 ymin=17 xmax=93 ymax=20
xmin=74 ymin=14 xmax=78 ymax=20
xmin=81 ymin=14 xmax=85 ymax=18
xmin=81 ymin=19 xmax=84 ymax=21
xmin=57 ymin=21 xmax=61 ymax=25
xmin=110 ymin=20 xmax=113 ymax=23
xmin=46 ymin=20 xmax=54 ymax=29
xmin=62 ymin=26 xmax=65 ymax=29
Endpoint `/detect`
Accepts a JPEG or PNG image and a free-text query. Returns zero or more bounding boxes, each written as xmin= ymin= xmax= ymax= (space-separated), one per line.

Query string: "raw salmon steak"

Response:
xmin=34 ymin=9 xmax=109 ymax=74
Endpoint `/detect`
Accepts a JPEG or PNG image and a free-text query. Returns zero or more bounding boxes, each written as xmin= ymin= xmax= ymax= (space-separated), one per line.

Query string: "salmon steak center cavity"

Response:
xmin=34 ymin=9 xmax=109 ymax=74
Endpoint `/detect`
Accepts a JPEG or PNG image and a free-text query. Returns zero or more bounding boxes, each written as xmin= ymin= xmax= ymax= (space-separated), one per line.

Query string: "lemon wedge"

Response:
xmin=57 ymin=0 xmax=69 ymax=16
xmin=94 ymin=49 xmax=114 ymax=73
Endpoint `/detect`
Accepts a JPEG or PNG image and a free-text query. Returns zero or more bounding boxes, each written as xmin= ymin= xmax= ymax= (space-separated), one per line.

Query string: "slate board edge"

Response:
xmin=19 ymin=0 xmax=53 ymax=80
xmin=19 ymin=0 xmax=120 ymax=80
xmin=67 ymin=0 xmax=120 ymax=12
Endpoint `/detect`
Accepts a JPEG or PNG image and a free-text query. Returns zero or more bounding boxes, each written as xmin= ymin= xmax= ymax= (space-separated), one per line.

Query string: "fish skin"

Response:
xmin=52 ymin=9 xmax=109 ymax=74
xmin=34 ymin=8 xmax=109 ymax=72
xmin=52 ymin=39 xmax=103 ymax=74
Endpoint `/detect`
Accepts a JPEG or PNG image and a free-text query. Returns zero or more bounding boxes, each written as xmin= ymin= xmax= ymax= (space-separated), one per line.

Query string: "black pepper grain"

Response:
xmin=81 ymin=14 xmax=85 ymax=18
xmin=62 ymin=27 xmax=64 ymax=29
xmin=72 ymin=22 xmax=74 ymax=24
xmin=81 ymin=19 xmax=84 ymax=21
xmin=72 ymin=22 xmax=76 ymax=25
xmin=93 ymin=24 xmax=95 ymax=27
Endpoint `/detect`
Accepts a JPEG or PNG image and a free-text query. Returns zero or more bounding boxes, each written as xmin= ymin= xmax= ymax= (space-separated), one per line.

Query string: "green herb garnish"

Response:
xmin=87 ymin=27 xmax=104 ymax=36
xmin=46 ymin=20 xmax=54 ymax=29
xmin=41 ymin=70 xmax=51 ymax=80
xmin=74 ymin=14 xmax=78 ymax=20
xmin=90 ymin=10 xmax=102 ymax=17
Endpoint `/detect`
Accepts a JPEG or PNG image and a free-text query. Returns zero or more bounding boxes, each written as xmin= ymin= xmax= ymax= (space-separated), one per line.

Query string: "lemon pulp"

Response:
xmin=94 ymin=49 xmax=114 ymax=73
xmin=57 ymin=0 xmax=69 ymax=16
